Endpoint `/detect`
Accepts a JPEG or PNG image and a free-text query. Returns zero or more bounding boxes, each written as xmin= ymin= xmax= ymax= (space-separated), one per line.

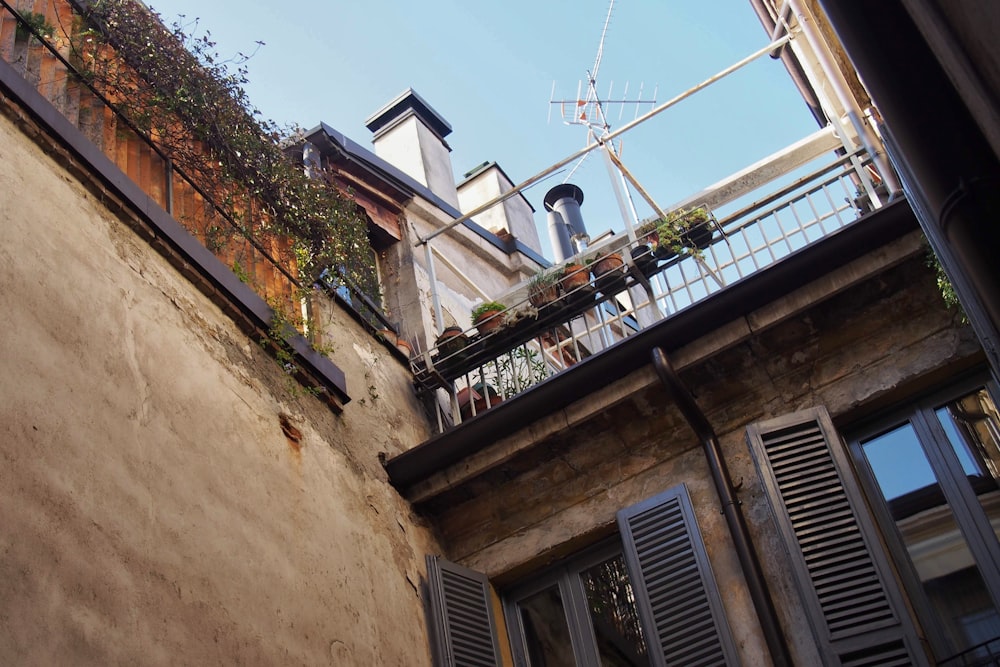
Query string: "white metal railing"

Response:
xmin=413 ymin=147 xmax=888 ymax=433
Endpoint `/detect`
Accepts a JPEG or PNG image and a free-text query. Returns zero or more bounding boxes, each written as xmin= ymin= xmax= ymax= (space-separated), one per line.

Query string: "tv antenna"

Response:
xmin=548 ymin=0 xmax=657 ymax=225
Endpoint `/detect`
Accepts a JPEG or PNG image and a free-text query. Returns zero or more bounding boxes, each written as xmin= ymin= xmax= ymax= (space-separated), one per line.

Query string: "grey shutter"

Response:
xmin=425 ymin=555 xmax=501 ymax=667
xmin=746 ymin=408 xmax=926 ymax=666
xmin=617 ymin=484 xmax=740 ymax=667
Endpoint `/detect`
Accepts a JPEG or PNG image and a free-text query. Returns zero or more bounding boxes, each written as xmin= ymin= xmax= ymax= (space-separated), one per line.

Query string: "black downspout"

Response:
xmin=651 ymin=347 xmax=792 ymax=667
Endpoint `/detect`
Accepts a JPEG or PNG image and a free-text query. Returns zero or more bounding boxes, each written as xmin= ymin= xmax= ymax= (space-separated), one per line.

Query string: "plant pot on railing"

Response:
xmin=457 ymin=383 xmax=503 ymax=420
xmin=630 ymin=244 xmax=659 ymax=278
xmin=653 ymin=206 xmax=715 ymax=260
xmin=471 ymin=301 xmax=507 ymax=337
xmin=528 ymin=269 xmax=561 ymax=309
xmin=591 ymin=251 xmax=627 ymax=294
xmin=560 ymin=262 xmax=594 ymax=304
xmin=435 ymin=326 xmax=468 ymax=362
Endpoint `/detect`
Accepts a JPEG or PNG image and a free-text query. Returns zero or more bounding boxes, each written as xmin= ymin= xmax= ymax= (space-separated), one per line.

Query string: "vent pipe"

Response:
xmin=547 ymin=211 xmax=573 ymax=263
xmin=544 ymin=184 xmax=589 ymax=257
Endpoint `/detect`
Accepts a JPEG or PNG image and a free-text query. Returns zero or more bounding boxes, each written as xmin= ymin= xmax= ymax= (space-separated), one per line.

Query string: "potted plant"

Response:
xmin=471 ymin=301 xmax=507 ymax=336
xmin=654 ymin=206 xmax=714 ymax=259
xmin=559 ymin=262 xmax=590 ymax=294
xmin=630 ymin=221 xmax=661 ymax=277
xmin=435 ymin=325 xmax=468 ymax=360
xmin=528 ymin=268 xmax=561 ymax=308
xmin=590 ymin=250 xmax=626 ymax=293
xmin=457 ymin=382 xmax=502 ymax=420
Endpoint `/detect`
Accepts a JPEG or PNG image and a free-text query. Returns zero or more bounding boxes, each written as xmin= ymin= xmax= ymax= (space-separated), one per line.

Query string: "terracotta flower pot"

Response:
xmin=474 ymin=309 xmax=505 ymax=335
xmin=560 ymin=262 xmax=591 ymax=294
xmin=435 ymin=326 xmax=468 ymax=359
xmin=457 ymin=383 xmax=502 ymax=420
xmin=529 ymin=283 xmax=560 ymax=308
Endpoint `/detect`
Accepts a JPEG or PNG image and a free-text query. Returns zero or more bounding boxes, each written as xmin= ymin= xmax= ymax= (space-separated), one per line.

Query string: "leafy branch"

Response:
xmin=69 ymin=0 xmax=378 ymax=298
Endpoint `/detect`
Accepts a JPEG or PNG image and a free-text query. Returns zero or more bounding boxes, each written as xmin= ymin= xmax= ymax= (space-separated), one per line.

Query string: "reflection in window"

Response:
xmin=519 ymin=585 xmax=576 ymax=667
xmin=511 ymin=548 xmax=652 ymax=667
xmin=581 ymin=555 xmax=647 ymax=666
xmin=858 ymin=386 xmax=1000 ymax=659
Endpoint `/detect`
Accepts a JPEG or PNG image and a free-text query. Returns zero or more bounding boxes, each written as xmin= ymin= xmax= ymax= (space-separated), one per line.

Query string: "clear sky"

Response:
xmin=142 ymin=0 xmax=820 ymax=261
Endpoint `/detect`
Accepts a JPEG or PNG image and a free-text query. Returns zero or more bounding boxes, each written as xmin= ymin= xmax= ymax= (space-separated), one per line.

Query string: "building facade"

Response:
xmin=2 ymin=1 xmax=999 ymax=666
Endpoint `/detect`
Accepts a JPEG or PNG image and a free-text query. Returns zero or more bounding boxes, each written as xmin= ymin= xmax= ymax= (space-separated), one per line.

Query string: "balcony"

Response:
xmin=413 ymin=141 xmax=895 ymax=434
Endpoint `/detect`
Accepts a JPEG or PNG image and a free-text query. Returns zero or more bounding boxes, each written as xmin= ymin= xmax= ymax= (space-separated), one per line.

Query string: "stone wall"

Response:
xmin=0 ymin=109 xmax=440 ymax=664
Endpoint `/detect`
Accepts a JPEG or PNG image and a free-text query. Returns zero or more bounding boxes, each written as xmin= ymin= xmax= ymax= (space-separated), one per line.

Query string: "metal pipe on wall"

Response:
xmin=651 ymin=347 xmax=793 ymax=667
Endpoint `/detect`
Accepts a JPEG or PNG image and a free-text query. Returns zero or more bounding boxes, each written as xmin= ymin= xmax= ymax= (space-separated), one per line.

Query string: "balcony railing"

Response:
xmin=414 ymin=146 xmax=889 ymax=433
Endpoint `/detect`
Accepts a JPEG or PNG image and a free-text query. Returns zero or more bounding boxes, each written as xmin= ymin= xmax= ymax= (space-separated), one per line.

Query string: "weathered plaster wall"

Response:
xmin=0 ymin=111 xmax=440 ymax=664
xmin=421 ymin=248 xmax=980 ymax=665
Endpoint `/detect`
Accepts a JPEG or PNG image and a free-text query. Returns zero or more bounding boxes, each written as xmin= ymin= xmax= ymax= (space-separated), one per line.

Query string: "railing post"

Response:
xmin=165 ymin=158 xmax=174 ymax=216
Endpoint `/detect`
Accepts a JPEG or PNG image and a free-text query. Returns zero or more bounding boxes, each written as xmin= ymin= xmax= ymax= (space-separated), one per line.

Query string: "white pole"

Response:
xmin=415 ymin=31 xmax=797 ymax=247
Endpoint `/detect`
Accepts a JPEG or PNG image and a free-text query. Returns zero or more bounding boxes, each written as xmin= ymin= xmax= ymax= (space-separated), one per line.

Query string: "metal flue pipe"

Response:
xmin=651 ymin=347 xmax=792 ymax=667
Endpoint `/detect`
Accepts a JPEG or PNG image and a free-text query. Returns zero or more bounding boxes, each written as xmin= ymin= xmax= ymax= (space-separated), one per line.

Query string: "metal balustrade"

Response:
xmin=414 ymin=148 xmax=887 ymax=433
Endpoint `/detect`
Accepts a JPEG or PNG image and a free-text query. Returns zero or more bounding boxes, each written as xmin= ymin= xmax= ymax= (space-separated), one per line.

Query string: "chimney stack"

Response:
xmin=366 ymin=89 xmax=460 ymax=209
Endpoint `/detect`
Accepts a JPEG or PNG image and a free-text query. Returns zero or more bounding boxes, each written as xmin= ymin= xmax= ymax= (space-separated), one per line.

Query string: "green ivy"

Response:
xmin=70 ymin=0 xmax=378 ymax=298
xmin=926 ymin=247 xmax=968 ymax=324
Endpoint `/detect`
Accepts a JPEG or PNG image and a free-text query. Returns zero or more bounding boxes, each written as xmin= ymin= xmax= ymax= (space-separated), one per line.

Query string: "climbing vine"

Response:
xmin=68 ymin=0 xmax=378 ymax=296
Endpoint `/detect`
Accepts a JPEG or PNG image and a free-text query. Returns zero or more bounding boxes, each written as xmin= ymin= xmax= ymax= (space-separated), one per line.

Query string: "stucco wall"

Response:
xmin=0 ymin=110 xmax=441 ymax=664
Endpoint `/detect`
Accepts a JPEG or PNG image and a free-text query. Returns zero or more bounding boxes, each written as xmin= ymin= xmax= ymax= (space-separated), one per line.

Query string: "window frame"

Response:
xmin=846 ymin=373 xmax=1000 ymax=660
xmin=503 ymin=539 xmax=633 ymax=667
xmin=499 ymin=483 xmax=739 ymax=667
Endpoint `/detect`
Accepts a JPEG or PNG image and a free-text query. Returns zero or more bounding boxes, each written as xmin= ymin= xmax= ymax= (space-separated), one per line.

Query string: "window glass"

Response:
xmin=518 ymin=585 xmax=576 ymax=667
xmin=938 ymin=388 xmax=1000 ymax=556
xmin=858 ymin=388 xmax=1000 ymax=659
xmin=580 ymin=554 xmax=648 ymax=666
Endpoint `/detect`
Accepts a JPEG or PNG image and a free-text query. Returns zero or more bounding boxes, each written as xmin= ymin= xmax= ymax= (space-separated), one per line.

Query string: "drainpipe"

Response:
xmin=651 ymin=347 xmax=792 ymax=667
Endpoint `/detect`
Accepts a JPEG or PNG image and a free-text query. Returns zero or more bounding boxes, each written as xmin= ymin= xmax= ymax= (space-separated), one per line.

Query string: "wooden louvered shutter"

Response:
xmin=746 ymin=408 xmax=926 ymax=666
xmin=617 ymin=484 xmax=740 ymax=667
xmin=425 ymin=555 xmax=501 ymax=667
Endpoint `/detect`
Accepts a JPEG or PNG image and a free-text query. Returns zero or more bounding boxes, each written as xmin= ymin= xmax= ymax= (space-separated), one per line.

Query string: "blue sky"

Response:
xmin=144 ymin=0 xmax=819 ymax=260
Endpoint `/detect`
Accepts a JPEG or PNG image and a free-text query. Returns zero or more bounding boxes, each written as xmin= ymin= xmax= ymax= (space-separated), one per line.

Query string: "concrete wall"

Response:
xmin=0 ymin=109 xmax=441 ymax=664
xmin=417 ymin=243 xmax=980 ymax=665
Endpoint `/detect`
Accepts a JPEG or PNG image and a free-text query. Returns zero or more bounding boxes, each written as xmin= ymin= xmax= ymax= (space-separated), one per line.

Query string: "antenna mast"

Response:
xmin=549 ymin=0 xmax=656 ymax=228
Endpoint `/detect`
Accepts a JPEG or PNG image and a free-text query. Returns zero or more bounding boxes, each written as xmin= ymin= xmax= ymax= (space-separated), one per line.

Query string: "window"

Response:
xmin=505 ymin=541 xmax=649 ymax=666
xmin=849 ymin=380 xmax=1000 ymax=663
xmin=425 ymin=484 xmax=740 ymax=667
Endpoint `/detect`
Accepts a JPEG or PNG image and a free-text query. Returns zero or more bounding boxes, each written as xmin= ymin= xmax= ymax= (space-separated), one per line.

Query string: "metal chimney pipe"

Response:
xmin=544 ymin=184 xmax=590 ymax=249
xmin=547 ymin=210 xmax=573 ymax=263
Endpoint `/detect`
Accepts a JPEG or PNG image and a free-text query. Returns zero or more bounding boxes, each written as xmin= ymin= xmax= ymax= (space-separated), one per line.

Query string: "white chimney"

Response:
xmin=365 ymin=89 xmax=460 ymax=210
xmin=457 ymin=162 xmax=542 ymax=255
